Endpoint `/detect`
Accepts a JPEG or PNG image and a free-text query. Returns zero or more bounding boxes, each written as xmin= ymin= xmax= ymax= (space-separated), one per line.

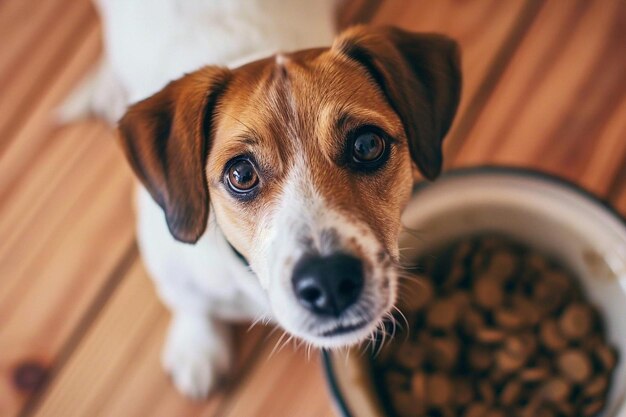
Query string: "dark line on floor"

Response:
xmin=444 ymin=0 xmax=546 ymax=165
xmin=209 ymin=330 xmax=275 ymax=417
xmin=607 ymin=153 xmax=626 ymax=207
xmin=0 ymin=1 xmax=97 ymax=157
xmin=18 ymin=241 xmax=139 ymax=417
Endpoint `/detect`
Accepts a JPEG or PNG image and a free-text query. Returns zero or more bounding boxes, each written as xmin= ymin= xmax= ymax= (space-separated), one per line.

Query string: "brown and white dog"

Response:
xmin=72 ymin=0 xmax=461 ymax=400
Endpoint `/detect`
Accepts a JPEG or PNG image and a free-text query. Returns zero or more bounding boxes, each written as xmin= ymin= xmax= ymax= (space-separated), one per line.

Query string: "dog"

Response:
xmin=68 ymin=0 xmax=461 ymax=399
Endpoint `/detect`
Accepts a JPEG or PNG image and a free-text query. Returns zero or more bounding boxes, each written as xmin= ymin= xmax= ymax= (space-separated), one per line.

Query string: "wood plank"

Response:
xmin=96 ymin=324 xmax=268 ymax=417
xmin=0 ymin=124 xmax=119 ymax=303
xmin=612 ymin=193 xmax=626 ymax=218
xmin=611 ymin=187 xmax=626 ymax=218
xmin=580 ymin=94 xmax=626 ymax=197
xmin=0 ymin=124 xmax=105 ymax=257
xmin=0 ymin=0 xmax=51 ymax=35
xmin=336 ymin=0 xmax=383 ymax=29
xmin=0 ymin=0 xmax=77 ymax=83
xmin=609 ymin=164 xmax=626 ymax=217
xmin=0 ymin=22 xmax=101 ymax=203
xmin=453 ymin=0 xmax=626 ymax=194
xmin=30 ymin=259 xmax=269 ymax=417
xmin=0 ymin=0 xmax=97 ymax=148
xmin=369 ymin=0 xmax=543 ymax=161
xmin=214 ymin=334 xmax=334 ymax=417
xmin=29 ymin=260 xmax=165 ymax=417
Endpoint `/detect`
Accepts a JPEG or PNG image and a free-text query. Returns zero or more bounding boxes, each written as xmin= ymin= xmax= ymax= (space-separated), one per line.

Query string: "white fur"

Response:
xmin=253 ymin=157 xmax=397 ymax=349
xmin=68 ymin=0 xmax=337 ymax=122
xmin=96 ymin=0 xmax=337 ymax=398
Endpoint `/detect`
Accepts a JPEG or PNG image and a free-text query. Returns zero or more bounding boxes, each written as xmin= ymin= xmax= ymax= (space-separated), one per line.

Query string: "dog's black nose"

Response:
xmin=291 ymin=254 xmax=364 ymax=317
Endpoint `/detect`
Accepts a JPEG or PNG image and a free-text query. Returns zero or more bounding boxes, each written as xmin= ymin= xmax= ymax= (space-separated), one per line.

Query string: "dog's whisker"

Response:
xmin=396 ymin=284 xmax=425 ymax=298
xmin=373 ymin=329 xmax=384 ymax=357
xmin=362 ymin=331 xmax=374 ymax=358
xmin=277 ymin=334 xmax=288 ymax=354
xmin=396 ymin=274 xmax=429 ymax=288
xmin=391 ymin=263 xmax=422 ymax=272
xmin=385 ymin=311 xmax=397 ymax=340
xmin=396 ymin=282 xmax=421 ymax=296
xmin=390 ymin=308 xmax=411 ymax=343
xmin=247 ymin=313 xmax=270 ymax=332
xmin=265 ymin=325 xmax=283 ymax=343
xmin=279 ymin=334 xmax=294 ymax=355
xmin=344 ymin=346 xmax=351 ymax=366
xmin=396 ymin=276 xmax=422 ymax=286
xmin=372 ymin=319 xmax=388 ymax=358
xmin=395 ymin=282 xmax=423 ymax=300
xmin=358 ymin=342 xmax=366 ymax=358
xmin=397 ymin=245 xmax=420 ymax=252
xmin=391 ymin=305 xmax=409 ymax=331
xmin=306 ymin=342 xmax=314 ymax=361
xmin=390 ymin=307 xmax=408 ymax=342
xmin=400 ymin=226 xmax=426 ymax=240
xmin=269 ymin=330 xmax=290 ymax=359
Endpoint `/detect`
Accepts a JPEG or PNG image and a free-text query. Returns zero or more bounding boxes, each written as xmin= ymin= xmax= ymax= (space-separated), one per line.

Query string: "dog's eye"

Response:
xmin=226 ymin=158 xmax=259 ymax=193
xmin=352 ymin=130 xmax=385 ymax=163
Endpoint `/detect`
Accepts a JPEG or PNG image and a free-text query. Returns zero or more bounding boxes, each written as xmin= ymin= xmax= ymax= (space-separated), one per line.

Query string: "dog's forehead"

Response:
xmin=213 ymin=48 xmax=402 ymax=160
xmin=226 ymin=50 xmax=396 ymax=123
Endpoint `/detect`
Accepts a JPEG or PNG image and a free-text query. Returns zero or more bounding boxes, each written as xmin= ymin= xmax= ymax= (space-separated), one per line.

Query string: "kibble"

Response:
xmin=559 ymin=303 xmax=593 ymax=341
xmin=427 ymin=298 xmax=459 ymax=329
xmin=372 ymin=235 xmax=618 ymax=417
xmin=541 ymin=377 xmax=571 ymax=403
xmin=584 ymin=375 xmax=608 ymax=398
xmin=557 ymin=349 xmax=593 ymax=383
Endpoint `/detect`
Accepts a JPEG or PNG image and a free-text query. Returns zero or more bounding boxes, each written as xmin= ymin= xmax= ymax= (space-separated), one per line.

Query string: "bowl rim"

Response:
xmin=321 ymin=164 xmax=626 ymax=417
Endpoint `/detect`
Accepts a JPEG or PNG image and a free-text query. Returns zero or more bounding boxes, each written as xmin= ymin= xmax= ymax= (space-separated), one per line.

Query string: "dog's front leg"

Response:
xmin=161 ymin=310 xmax=231 ymax=399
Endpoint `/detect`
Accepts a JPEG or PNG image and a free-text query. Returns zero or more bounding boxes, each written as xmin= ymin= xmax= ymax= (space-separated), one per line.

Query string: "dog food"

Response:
xmin=372 ymin=235 xmax=618 ymax=417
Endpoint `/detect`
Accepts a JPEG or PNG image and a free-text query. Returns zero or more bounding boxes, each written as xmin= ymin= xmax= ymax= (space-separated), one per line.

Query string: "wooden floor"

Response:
xmin=1 ymin=1 xmax=625 ymax=416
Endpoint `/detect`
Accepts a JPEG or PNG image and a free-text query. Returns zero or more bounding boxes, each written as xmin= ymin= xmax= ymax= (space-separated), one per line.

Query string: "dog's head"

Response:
xmin=118 ymin=26 xmax=461 ymax=348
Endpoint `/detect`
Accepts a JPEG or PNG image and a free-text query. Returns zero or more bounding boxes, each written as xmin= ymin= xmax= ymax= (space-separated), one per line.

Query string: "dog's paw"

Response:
xmin=161 ymin=314 xmax=231 ymax=399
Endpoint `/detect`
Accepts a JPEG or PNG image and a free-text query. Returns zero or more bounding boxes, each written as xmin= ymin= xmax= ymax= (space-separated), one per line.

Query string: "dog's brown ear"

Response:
xmin=334 ymin=26 xmax=461 ymax=180
xmin=118 ymin=67 xmax=231 ymax=243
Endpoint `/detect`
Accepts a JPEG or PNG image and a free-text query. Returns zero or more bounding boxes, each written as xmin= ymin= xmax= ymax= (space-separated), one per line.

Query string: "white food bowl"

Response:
xmin=324 ymin=166 xmax=626 ymax=417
